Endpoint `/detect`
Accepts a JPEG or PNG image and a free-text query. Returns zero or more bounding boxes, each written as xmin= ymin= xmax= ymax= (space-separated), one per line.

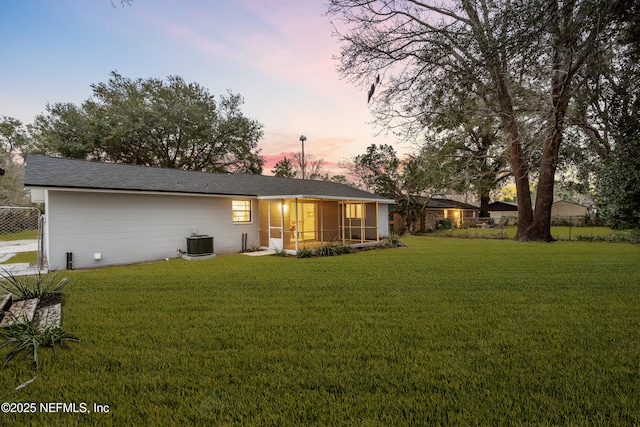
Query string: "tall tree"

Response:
xmin=271 ymin=156 xmax=296 ymax=178
xmin=0 ymin=117 xmax=30 ymax=206
xmin=0 ymin=116 xmax=29 ymax=157
xmin=591 ymin=3 xmax=640 ymax=230
xmin=443 ymin=121 xmax=512 ymax=217
xmin=328 ymin=0 xmax=621 ymax=241
xmin=291 ymin=152 xmax=329 ymax=181
xmin=555 ymin=0 xmax=640 ymax=212
xmin=594 ymin=112 xmax=640 ymax=229
xmin=348 ymin=144 xmax=453 ymax=233
xmin=329 ymin=174 xmax=349 ymax=185
xmin=29 ymin=72 xmax=265 ymax=173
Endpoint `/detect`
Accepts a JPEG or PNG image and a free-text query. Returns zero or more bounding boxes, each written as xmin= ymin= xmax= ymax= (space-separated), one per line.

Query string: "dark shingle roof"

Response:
xmin=426 ymin=198 xmax=479 ymax=210
xmin=24 ymin=155 xmax=391 ymax=202
xmin=487 ymin=201 xmax=518 ymax=211
xmin=388 ymin=198 xmax=480 ymax=212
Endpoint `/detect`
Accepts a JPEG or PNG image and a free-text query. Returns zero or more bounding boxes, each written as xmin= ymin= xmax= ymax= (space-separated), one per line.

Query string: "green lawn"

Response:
xmin=1 ymin=237 xmax=638 ymax=426
xmin=0 ymin=252 xmax=37 ymax=265
xmin=0 ymin=229 xmax=38 ymax=242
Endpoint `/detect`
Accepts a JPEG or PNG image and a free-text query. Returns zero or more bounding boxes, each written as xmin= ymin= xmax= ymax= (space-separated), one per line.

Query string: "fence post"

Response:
xmin=38 ymin=214 xmax=45 ymax=269
xmin=569 ymin=216 xmax=572 ymax=241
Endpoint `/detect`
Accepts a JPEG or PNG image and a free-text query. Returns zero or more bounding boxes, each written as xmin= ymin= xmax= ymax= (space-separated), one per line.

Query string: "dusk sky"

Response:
xmin=1 ymin=0 xmax=399 ymax=174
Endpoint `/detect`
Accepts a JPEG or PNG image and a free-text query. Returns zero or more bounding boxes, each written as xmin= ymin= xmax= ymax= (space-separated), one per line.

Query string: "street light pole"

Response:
xmin=299 ymin=135 xmax=307 ymax=180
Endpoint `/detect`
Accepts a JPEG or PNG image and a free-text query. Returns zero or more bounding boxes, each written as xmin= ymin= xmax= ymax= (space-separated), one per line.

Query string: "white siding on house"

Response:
xmin=551 ymin=201 xmax=589 ymax=217
xmin=378 ymin=204 xmax=389 ymax=237
xmin=489 ymin=211 xmax=518 ymax=220
xmin=45 ymin=190 xmax=258 ymax=270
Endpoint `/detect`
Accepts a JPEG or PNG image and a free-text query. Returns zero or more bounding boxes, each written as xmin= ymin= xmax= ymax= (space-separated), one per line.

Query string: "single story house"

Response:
xmin=550 ymin=200 xmax=591 ymax=225
xmin=389 ymin=198 xmax=480 ymax=231
xmin=551 ymin=200 xmax=589 ymax=218
xmin=487 ymin=201 xmax=518 ymax=221
xmin=487 ymin=200 xmax=592 ymax=225
xmin=24 ymin=155 xmax=393 ymax=270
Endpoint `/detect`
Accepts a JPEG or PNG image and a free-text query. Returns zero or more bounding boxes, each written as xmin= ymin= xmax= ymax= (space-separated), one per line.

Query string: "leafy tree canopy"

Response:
xmin=0 ymin=117 xmax=30 ymax=206
xmin=328 ymin=0 xmax=624 ymax=241
xmin=594 ymin=113 xmax=640 ymax=229
xmin=348 ymin=144 xmax=455 ymax=233
xmin=271 ymin=156 xmax=296 ymax=178
xmin=0 ymin=116 xmax=29 ymax=156
xmin=29 ymin=72 xmax=265 ymax=173
xmin=272 ymin=152 xmax=333 ymax=181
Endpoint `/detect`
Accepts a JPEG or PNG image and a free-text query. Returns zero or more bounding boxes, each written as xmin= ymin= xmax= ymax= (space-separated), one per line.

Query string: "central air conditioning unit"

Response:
xmin=185 ymin=235 xmax=214 ymax=256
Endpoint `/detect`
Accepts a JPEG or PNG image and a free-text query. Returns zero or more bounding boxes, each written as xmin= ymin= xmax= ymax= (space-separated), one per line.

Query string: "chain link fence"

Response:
xmin=0 ymin=206 xmax=41 ymax=236
xmin=425 ymin=214 xmax=626 ymax=241
xmin=430 ymin=215 xmax=595 ymax=230
xmin=0 ymin=206 xmax=44 ymax=269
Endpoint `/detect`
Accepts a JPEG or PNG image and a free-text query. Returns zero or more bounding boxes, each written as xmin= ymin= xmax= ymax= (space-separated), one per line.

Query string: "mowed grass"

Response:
xmin=0 ymin=229 xmax=38 ymax=242
xmin=1 ymin=237 xmax=638 ymax=426
xmin=0 ymin=251 xmax=37 ymax=265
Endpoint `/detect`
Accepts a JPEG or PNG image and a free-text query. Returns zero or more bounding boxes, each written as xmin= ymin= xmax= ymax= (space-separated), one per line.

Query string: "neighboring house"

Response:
xmin=422 ymin=198 xmax=481 ymax=229
xmin=24 ymin=156 xmax=392 ymax=270
xmin=389 ymin=198 xmax=480 ymax=232
xmin=551 ymin=200 xmax=591 ymax=225
xmin=487 ymin=200 xmax=591 ymax=225
xmin=551 ymin=200 xmax=589 ymax=217
xmin=487 ymin=201 xmax=518 ymax=221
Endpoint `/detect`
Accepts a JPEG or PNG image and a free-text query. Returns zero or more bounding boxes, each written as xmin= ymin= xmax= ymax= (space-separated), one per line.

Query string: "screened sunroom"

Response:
xmin=258 ymin=197 xmax=387 ymax=252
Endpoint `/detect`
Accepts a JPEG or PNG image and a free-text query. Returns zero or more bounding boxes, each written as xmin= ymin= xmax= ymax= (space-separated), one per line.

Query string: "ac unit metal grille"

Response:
xmin=186 ymin=235 xmax=213 ymax=255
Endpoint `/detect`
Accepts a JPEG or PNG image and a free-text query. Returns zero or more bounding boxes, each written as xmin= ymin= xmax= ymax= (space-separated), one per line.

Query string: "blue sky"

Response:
xmin=1 ymin=0 xmax=396 ymax=173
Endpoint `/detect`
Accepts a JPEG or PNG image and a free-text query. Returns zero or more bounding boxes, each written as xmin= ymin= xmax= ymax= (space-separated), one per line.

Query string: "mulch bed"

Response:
xmin=37 ymin=293 xmax=63 ymax=309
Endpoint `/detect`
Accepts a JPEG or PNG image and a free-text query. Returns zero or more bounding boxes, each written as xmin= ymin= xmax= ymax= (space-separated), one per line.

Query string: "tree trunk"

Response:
xmin=481 ymin=31 xmax=535 ymax=240
xmin=496 ymin=87 xmax=534 ymax=240
xmin=478 ymin=188 xmax=490 ymax=218
xmin=527 ymin=140 xmax=559 ymax=241
xmin=524 ymin=115 xmax=567 ymax=242
xmin=405 ymin=213 xmax=418 ymax=234
xmin=520 ymin=38 xmax=575 ymax=242
xmin=510 ymin=140 xmax=534 ymax=240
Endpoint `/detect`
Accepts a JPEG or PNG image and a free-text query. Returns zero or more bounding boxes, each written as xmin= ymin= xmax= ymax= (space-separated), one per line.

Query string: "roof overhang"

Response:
xmin=25 ymin=185 xmax=258 ymax=199
xmin=25 ymin=186 xmax=394 ymax=204
xmin=257 ymin=194 xmax=394 ymax=203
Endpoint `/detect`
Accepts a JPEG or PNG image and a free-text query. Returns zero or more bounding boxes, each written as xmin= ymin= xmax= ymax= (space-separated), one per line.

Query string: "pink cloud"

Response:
xmin=262 ymin=151 xmax=295 ymax=171
xmin=147 ymin=1 xmax=342 ymax=95
xmin=262 ymin=151 xmax=348 ymax=177
xmin=260 ymin=133 xmax=359 ymax=175
xmin=141 ymin=2 xmax=394 ymax=175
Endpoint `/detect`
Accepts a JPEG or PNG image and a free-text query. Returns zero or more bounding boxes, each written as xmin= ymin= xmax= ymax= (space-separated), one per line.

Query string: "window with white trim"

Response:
xmin=232 ymin=200 xmax=252 ymax=223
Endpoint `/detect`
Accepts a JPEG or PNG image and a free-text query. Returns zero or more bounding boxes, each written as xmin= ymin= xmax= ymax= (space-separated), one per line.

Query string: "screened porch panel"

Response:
xmin=259 ymin=198 xmax=381 ymax=251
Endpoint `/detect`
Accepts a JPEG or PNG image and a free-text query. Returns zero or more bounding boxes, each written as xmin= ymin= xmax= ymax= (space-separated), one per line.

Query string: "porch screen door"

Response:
xmin=268 ymin=200 xmax=284 ymax=250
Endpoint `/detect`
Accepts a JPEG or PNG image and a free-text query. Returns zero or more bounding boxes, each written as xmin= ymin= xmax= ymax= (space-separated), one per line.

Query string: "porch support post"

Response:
xmin=360 ymin=201 xmax=364 ymax=244
xmin=294 ymin=198 xmax=299 ymax=253
xmin=320 ymin=199 xmax=324 ymax=244
xmin=341 ymin=200 xmax=345 ymax=245
xmin=281 ymin=200 xmax=285 ymax=234
xmin=376 ymin=202 xmax=379 ymax=242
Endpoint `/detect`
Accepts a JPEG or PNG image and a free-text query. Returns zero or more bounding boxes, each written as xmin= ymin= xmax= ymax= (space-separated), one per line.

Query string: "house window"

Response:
xmin=345 ymin=203 xmax=364 ymax=219
xmin=232 ymin=200 xmax=251 ymax=223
